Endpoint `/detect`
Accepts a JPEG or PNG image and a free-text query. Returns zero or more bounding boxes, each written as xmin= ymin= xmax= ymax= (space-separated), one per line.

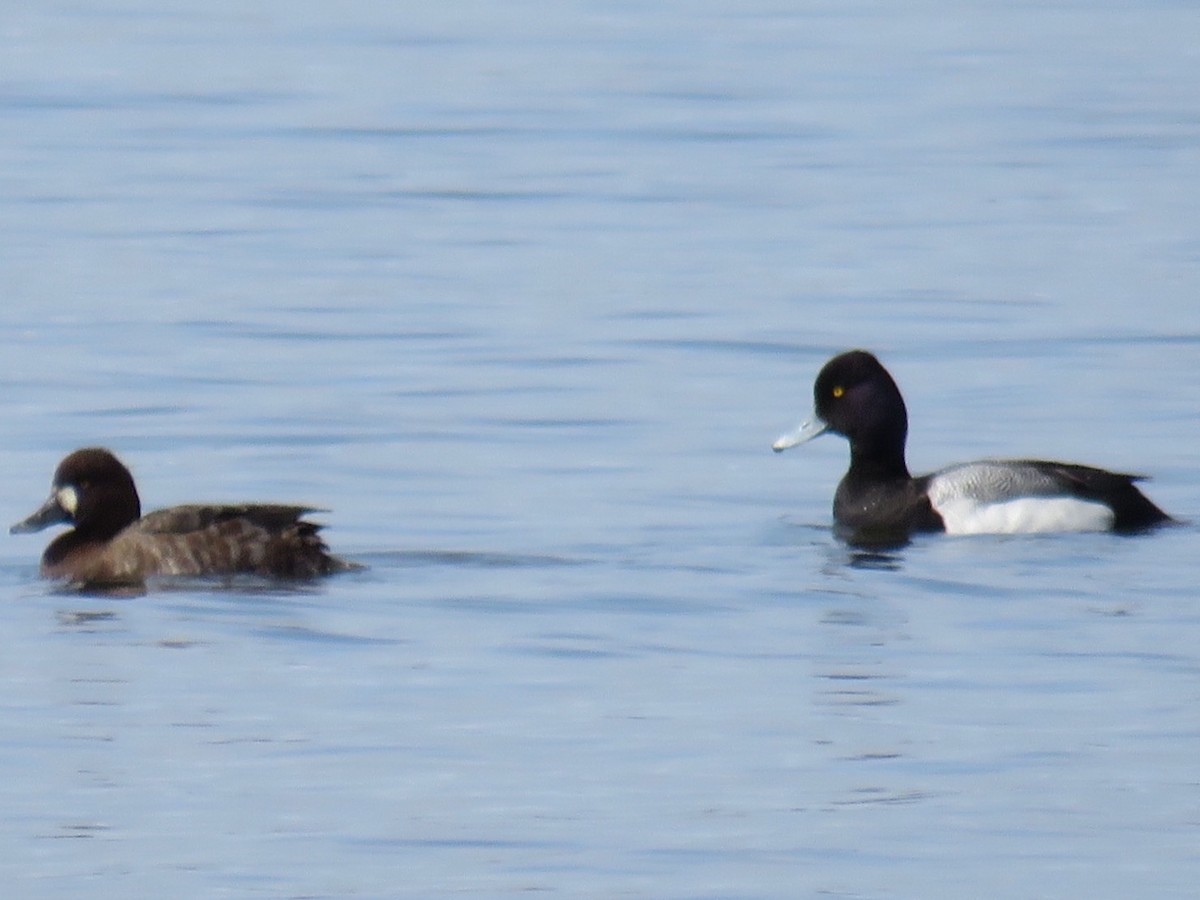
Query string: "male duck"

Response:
xmin=11 ymin=448 xmax=353 ymax=587
xmin=773 ymin=350 xmax=1172 ymax=540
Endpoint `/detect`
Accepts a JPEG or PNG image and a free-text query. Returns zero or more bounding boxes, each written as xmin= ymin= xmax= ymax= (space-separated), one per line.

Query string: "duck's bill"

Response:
xmin=772 ymin=417 xmax=827 ymax=452
xmin=10 ymin=493 xmax=70 ymax=534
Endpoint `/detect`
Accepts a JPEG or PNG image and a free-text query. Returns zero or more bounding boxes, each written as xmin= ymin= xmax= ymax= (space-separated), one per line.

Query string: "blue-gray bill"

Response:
xmin=772 ymin=417 xmax=827 ymax=452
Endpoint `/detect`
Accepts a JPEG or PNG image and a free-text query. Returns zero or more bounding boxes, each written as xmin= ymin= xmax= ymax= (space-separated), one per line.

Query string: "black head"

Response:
xmin=11 ymin=448 xmax=142 ymax=539
xmin=812 ymin=350 xmax=910 ymax=475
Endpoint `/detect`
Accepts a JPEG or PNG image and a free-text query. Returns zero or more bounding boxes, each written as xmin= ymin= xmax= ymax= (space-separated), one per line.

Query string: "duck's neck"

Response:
xmin=848 ymin=439 xmax=911 ymax=482
xmin=43 ymin=529 xmax=87 ymax=569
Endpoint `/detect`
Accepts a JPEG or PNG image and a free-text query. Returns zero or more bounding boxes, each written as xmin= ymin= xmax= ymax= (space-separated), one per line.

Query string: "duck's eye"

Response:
xmin=832 ymin=385 xmax=845 ymax=398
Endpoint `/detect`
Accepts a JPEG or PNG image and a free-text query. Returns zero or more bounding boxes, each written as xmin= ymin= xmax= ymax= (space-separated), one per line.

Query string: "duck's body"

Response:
xmin=12 ymin=448 xmax=352 ymax=587
xmin=773 ymin=351 xmax=1172 ymax=540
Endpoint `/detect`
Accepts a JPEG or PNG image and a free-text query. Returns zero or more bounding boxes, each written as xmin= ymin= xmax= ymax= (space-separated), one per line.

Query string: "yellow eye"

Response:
xmin=832 ymin=385 xmax=844 ymax=398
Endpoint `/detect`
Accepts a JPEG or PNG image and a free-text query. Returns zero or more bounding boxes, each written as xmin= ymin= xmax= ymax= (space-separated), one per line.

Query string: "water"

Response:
xmin=1 ymin=1 xmax=1198 ymax=897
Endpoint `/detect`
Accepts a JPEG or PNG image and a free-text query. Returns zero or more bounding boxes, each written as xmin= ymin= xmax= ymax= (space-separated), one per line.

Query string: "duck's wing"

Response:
xmin=135 ymin=504 xmax=325 ymax=535
xmin=927 ymin=460 xmax=1170 ymax=532
xmin=119 ymin=504 xmax=348 ymax=578
xmin=1024 ymin=461 xmax=1171 ymax=529
xmin=926 ymin=461 xmax=1067 ymax=504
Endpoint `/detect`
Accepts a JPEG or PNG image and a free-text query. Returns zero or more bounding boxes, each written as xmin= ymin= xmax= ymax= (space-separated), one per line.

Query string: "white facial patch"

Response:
xmin=56 ymin=485 xmax=79 ymax=516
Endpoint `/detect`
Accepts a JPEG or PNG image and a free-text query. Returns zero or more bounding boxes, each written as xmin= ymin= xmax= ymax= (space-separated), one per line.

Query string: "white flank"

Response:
xmin=932 ymin=495 xmax=1114 ymax=535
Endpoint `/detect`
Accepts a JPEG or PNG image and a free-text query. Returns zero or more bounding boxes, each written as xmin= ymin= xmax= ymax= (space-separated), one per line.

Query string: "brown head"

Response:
xmin=11 ymin=448 xmax=142 ymax=541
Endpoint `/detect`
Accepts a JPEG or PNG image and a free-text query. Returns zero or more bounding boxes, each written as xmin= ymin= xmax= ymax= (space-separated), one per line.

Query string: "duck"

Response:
xmin=10 ymin=448 xmax=355 ymax=587
xmin=772 ymin=350 xmax=1172 ymax=541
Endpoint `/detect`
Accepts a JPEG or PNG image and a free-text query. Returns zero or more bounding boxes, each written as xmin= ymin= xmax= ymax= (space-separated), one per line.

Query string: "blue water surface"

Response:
xmin=0 ymin=2 xmax=1198 ymax=898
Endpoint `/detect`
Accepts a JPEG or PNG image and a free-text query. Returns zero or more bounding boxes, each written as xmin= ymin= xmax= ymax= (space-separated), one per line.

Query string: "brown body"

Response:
xmin=12 ymin=449 xmax=352 ymax=588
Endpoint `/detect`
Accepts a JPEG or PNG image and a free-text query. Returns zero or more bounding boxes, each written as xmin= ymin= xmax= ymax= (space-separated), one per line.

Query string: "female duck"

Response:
xmin=773 ymin=350 xmax=1172 ymax=540
xmin=11 ymin=448 xmax=353 ymax=587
